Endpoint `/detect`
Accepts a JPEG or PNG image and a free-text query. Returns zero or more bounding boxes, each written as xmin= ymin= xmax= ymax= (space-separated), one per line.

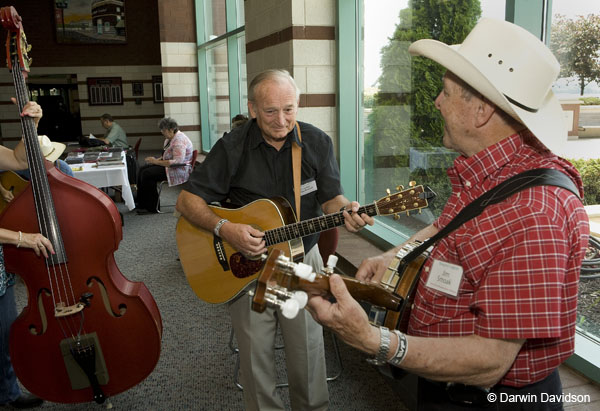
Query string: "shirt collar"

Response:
xmin=247 ymin=120 xmax=303 ymax=150
xmin=449 ymin=132 xmax=524 ymax=189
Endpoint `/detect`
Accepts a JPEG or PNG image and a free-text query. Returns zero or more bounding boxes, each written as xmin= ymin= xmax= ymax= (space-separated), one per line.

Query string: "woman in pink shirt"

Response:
xmin=135 ymin=117 xmax=193 ymax=214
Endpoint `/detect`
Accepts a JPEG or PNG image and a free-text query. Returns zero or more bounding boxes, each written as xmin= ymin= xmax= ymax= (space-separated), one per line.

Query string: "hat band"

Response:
xmin=504 ymin=94 xmax=538 ymax=113
xmin=43 ymin=147 xmax=55 ymax=158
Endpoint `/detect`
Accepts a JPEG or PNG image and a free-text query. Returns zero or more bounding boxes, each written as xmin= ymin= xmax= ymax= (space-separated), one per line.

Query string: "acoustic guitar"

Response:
xmin=176 ymin=183 xmax=430 ymax=304
xmin=0 ymin=170 xmax=28 ymax=213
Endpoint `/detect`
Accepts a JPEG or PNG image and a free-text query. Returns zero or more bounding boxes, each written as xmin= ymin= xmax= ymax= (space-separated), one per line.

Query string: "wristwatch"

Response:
xmin=366 ymin=326 xmax=390 ymax=366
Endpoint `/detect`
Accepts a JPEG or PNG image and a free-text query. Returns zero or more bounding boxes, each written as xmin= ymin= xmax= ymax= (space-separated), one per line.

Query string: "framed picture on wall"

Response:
xmin=54 ymin=0 xmax=127 ymax=44
xmin=87 ymin=77 xmax=123 ymax=106
xmin=132 ymin=82 xmax=144 ymax=96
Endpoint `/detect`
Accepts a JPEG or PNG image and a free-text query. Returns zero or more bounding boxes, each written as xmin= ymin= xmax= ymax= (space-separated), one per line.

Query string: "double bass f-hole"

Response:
xmin=0 ymin=6 xmax=162 ymax=405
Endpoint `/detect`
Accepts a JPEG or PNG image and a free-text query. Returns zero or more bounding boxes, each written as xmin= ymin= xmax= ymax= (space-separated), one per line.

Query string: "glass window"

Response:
xmin=360 ymin=0 xmax=506 ymax=240
xmin=237 ymin=33 xmax=248 ymax=112
xmin=205 ymin=0 xmax=227 ymax=40
xmin=196 ymin=0 xmax=247 ymax=151
xmin=549 ymin=0 xmax=600 ymax=350
xmin=206 ymin=41 xmax=231 ymax=146
xmin=236 ymin=0 xmax=245 ymax=28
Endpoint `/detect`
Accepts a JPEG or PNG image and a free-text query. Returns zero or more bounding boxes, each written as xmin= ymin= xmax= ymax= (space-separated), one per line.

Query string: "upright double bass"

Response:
xmin=0 ymin=7 xmax=162 ymax=404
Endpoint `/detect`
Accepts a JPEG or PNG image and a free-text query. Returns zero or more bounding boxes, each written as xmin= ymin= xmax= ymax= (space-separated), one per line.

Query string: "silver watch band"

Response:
xmin=366 ymin=326 xmax=390 ymax=366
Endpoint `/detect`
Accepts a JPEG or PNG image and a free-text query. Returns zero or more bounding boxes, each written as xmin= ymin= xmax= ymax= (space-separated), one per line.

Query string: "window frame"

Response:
xmin=195 ymin=0 xmax=246 ymax=152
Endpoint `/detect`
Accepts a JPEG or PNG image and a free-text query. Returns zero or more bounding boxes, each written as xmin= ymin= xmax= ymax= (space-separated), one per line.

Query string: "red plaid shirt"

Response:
xmin=407 ymin=132 xmax=590 ymax=386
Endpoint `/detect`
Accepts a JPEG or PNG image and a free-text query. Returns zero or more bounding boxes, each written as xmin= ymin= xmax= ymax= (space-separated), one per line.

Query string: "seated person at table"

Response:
xmin=99 ymin=114 xmax=128 ymax=148
xmin=135 ymin=117 xmax=193 ymax=214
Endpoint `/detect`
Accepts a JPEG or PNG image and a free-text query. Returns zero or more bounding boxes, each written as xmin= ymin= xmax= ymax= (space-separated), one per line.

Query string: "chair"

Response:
xmin=156 ymin=149 xmax=198 ymax=213
xmin=133 ymin=137 xmax=142 ymax=161
xmin=318 ymin=228 xmax=339 ymax=265
xmin=230 ymin=227 xmax=343 ymax=390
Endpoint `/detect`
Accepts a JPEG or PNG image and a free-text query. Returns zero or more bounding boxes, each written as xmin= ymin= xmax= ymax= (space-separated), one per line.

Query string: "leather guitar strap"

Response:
xmin=399 ymin=168 xmax=581 ymax=269
xmin=292 ymin=121 xmax=302 ymax=220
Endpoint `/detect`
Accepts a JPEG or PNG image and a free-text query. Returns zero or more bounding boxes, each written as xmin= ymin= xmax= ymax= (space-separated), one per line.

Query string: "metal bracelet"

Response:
xmin=213 ymin=218 xmax=229 ymax=237
xmin=366 ymin=326 xmax=390 ymax=366
xmin=388 ymin=329 xmax=408 ymax=367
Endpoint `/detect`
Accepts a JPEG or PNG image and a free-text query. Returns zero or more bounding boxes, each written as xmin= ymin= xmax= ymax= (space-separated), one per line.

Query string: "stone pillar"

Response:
xmin=244 ymin=0 xmax=338 ymax=145
xmin=157 ymin=0 xmax=201 ymax=149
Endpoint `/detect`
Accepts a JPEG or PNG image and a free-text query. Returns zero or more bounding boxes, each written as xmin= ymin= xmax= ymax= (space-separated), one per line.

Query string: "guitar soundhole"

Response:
xmin=230 ymin=253 xmax=265 ymax=278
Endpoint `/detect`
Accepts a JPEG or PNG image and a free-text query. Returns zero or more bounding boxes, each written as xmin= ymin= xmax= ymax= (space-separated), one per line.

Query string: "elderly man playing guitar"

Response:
xmin=177 ymin=69 xmax=373 ymax=411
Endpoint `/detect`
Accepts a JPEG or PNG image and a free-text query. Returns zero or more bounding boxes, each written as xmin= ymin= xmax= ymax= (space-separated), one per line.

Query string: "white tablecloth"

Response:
xmin=69 ymin=152 xmax=135 ymax=211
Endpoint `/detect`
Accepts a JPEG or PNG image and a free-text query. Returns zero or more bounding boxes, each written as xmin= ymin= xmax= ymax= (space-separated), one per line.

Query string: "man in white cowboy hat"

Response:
xmin=305 ymin=18 xmax=590 ymax=409
xmin=38 ymin=135 xmax=65 ymax=163
xmin=12 ymin=135 xmax=72 ymax=182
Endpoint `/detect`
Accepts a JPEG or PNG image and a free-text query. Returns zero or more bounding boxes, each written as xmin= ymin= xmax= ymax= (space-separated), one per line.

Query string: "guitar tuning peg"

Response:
xmin=409 ymin=181 xmax=416 ymax=187
xmin=406 ymin=211 xmax=410 ymax=216
xmin=386 ymin=188 xmax=391 ymax=195
xmin=418 ymin=209 xmax=422 ymax=214
xmin=324 ymin=255 xmax=338 ymax=274
xmin=396 ymin=185 xmax=404 ymax=191
xmin=293 ymin=262 xmax=316 ymax=282
xmin=393 ymin=214 xmax=399 ymax=220
xmin=26 ymin=44 xmax=32 ymax=52
xmin=280 ymin=298 xmax=300 ymax=319
xmin=291 ymin=291 xmax=308 ymax=309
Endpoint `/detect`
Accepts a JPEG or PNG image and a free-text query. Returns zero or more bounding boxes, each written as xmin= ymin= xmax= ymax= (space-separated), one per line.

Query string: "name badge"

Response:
xmin=424 ymin=259 xmax=463 ymax=298
xmin=300 ymin=179 xmax=317 ymax=196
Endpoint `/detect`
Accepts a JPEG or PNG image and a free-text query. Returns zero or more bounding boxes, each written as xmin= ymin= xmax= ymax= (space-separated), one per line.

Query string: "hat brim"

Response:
xmin=408 ymin=39 xmax=566 ymax=154
xmin=45 ymin=142 xmax=66 ymax=162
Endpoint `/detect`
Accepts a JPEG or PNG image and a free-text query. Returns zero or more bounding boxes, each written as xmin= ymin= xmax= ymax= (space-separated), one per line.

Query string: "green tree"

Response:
xmin=365 ymin=0 xmax=480 ymax=216
xmin=550 ymin=14 xmax=600 ymax=96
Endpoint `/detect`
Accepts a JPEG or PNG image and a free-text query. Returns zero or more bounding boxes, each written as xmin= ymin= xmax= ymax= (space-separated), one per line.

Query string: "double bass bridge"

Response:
xmin=55 ymin=302 xmax=85 ymax=318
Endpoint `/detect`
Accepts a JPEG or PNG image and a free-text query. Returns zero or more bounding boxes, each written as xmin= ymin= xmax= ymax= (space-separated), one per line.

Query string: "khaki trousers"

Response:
xmin=229 ymin=245 xmax=329 ymax=411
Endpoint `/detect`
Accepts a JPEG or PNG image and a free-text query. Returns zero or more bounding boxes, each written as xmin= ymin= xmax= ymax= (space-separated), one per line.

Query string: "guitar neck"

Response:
xmin=293 ymin=275 xmax=402 ymax=311
xmin=264 ymin=203 xmax=379 ymax=247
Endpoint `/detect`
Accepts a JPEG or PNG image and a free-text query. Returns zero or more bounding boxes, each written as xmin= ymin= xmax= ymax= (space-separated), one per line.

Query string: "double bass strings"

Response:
xmin=11 ymin=59 xmax=84 ymax=342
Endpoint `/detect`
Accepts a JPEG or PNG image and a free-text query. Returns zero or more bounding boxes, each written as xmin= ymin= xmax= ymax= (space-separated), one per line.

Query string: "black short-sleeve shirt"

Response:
xmin=183 ymin=119 xmax=343 ymax=252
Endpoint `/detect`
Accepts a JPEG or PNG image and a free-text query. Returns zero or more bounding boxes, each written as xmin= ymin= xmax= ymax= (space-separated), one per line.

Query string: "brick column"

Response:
xmin=244 ymin=0 xmax=338 ymax=145
xmin=157 ymin=0 xmax=201 ymax=149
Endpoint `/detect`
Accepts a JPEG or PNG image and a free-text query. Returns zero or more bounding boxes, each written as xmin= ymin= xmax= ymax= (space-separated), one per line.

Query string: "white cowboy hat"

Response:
xmin=408 ymin=18 xmax=565 ymax=154
xmin=38 ymin=135 xmax=66 ymax=162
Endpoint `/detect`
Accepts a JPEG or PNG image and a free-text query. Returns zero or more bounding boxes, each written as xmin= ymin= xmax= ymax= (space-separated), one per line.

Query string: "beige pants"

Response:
xmin=229 ymin=245 xmax=329 ymax=411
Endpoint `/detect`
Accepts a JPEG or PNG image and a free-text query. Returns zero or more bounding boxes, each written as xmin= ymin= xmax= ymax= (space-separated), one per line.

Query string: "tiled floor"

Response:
xmin=334 ymin=229 xmax=600 ymax=410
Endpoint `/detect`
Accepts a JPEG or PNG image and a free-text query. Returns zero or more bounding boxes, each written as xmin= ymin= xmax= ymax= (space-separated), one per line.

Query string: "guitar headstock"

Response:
xmin=250 ymin=249 xmax=309 ymax=319
xmin=376 ymin=182 xmax=430 ymax=218
xmin=1 ymin=6 xmax=31 ymax=77
xmin=251 ymin=249 xmax=404 ymax=318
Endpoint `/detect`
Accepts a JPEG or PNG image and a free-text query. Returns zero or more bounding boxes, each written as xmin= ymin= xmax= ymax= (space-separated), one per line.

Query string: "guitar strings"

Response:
xmin=264 ymin=203 xmax=378 ymax=246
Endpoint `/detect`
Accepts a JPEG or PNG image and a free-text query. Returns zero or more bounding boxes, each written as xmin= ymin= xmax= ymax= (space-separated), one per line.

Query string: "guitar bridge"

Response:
xmin=213 ymin=235 xmax=230 ymax=271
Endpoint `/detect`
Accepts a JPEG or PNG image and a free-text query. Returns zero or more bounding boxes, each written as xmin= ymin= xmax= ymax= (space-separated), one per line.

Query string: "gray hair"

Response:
xmin=248 ymin=69 xmax=301 ymax=102
xmin=158 ymin=117 xmax=178 ymax=131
